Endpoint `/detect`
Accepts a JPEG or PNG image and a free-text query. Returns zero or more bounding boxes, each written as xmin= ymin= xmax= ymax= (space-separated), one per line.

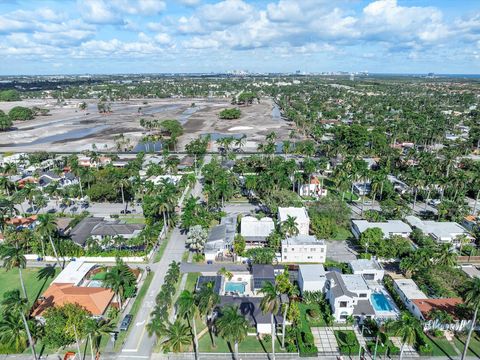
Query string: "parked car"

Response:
xmin=121 ymin=209 xmax=132 ymax=214
xmin=119 ymin=314 xmax=133 ymax=331
xmin=428 ymin=199 xmax=441 ymax=207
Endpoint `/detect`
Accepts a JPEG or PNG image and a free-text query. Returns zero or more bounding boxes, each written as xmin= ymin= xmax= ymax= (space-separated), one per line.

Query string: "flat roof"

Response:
xmin=278 ymin=207 xmax=309 ymax=222
xmin=405 ymin=216 xmax=469 ymax=239
xmin=282 ymin=235 xmax=325 ymax=246
xmin=352 ymin=220 xmax=412 ymax=235
xmin=461 ymin=265 xmax=480 ymax=279
xmin=393 ymin=278 xmax=428 ymax=300
xmin=52 ymin=260 xmax=96 ymax=286
xmin=299 ymin=264 xmax=326 ymax=281
xmin=349 ymin=259 xmax=383 ymax=272
xmin=241 ymin=216 xmax=275 ymax=238
xmin=343 ymin=274 xmax=369 ymax=292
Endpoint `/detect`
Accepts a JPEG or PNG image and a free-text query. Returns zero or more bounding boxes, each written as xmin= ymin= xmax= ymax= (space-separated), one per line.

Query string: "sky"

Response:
xmin=0 ymin=0 xmax=479 ymax=75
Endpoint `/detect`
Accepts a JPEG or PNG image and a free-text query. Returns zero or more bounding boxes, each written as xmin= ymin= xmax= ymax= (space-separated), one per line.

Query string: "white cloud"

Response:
xmin=178 ymin=0 xmax=201 ymax=7
xmin=198 ymin=0 xmax=253 ymax=25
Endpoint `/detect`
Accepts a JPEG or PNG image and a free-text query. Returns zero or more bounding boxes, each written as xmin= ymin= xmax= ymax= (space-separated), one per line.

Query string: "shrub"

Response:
xmin=8 ymin=106 xmax=34 ymax=120
xmin=335 ymin=330 xmax=360 ymax=355
xmin=219 ymin=108 xmax=241 ymax=119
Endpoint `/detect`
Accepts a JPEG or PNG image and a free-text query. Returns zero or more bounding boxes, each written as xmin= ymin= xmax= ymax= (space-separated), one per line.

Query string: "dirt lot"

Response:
xmin=0 ymin=97 xmax=292 ymax=153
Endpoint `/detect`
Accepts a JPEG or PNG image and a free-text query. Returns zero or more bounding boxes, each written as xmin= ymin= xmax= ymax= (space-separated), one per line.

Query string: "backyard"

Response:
xmin=198 ymin=333 xmax=286 ymax=353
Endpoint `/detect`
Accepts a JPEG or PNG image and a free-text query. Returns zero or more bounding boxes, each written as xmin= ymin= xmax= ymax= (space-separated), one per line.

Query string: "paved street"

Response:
xmin=180 ymin=262 xmax=249 ymax=273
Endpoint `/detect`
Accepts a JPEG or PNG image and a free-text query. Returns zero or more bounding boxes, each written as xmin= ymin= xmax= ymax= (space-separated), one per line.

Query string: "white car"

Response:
xmin=428 ymin=199 xmax=441 ymax=207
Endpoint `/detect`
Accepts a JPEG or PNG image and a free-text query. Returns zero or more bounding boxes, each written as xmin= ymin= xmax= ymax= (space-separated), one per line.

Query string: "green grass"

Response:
xmin=153 ymin=232 xmax=171 ymax=263
xmin=453 ymin=333 xmax=480 ymax=358
xmin=185 ymin=272 xmax=200 ymax=293
xmin=331 ymin=228 xmax=353 ymax=241
xmin=423 ymin=335 xmax=458 ymax=357
xmin=299 ymin=303 xmax=326 ymax=327
xmin=114 ymin=271 xmax=153 ymax=352
xmin=182 ymin=250 xmax=190 ymax=262
xmin=198 ymin=333 xmax=286 ymax=353
xmin=0 ymin=267 xmax=59 ymax=307
xmin=119 ymin=216 xmax=146 ymax=224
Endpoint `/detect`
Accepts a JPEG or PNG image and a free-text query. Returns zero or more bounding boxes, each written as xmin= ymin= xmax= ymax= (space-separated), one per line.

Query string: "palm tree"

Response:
xmin=36 ymin=213 xmax=62 ymax=268
xmin=177 ymin=290 xmax=200 ymax=360
xmin=85 ymin=319 xmax=115 ymax=360
xmin=146 ymin=316 xmax=166 ymax=338
xmin=197 ymin=283 xmax=220 ymax=347
xmin=461 ymin=278 xmax=480 ymax=360
xmin=103 ymin=259 xmax=136 ymax=310
xmin=1 ymin=289 xmax=37 ymax=360
xmin=216 ymin=305 xmax=248 ymax=360
xmin=387 ymin=313 xmax=419 ymax=360
xmin=435 ymin=243 xmax=457 ymax=267
xmin=0 ymin=244 xmax=28 ymax=300
xmin=160 ymin=320 xmax=192 ymax=353
xmin=0 ymin=312 xmax=29 ymax=353
xmin=217 ymin=267 xmax=233 ymax=281
xmin=260 ymin=282 xmax=280 ymax=360
xmin=281 ymin=215 xmax=299 ymax=237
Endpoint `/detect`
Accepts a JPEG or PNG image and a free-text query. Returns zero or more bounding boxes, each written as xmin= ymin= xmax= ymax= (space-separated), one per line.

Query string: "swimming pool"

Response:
xmin=225 ymin=282 xmax=246 ymax=294
xmin=88 ymin=280 xmax=104 ymax=288
xmin=371 ymin=293 xmax=393 ymax=312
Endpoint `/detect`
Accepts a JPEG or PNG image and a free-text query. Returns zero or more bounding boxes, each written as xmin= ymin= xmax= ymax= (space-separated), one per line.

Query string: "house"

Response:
xmin=405 ymin=216 xmax=473 ymax=246
xmin=217 ymin=296 xmax=284 ymax=334
xmin=298 ymin=176 xmax=328 ymax=198
xmin=462 ymin=215 xmax=479 ymax=233
xmin=351 ymin=220 xmax=412 ymax=240
xmin=298 ymin=264 xmax=327 ymax=294
xmin=69 ymin=217 xmax=145 ymax=247
xmin=55 ymin=217 xmax=73 ymax=236
xmin=38 ymin=171 xmax=61 ymax=187
xmin=410 ymin=298 xmax=473 ymax=331
xmin=349 ymin=259 xmax=384 ymax=281
xmin=252 ymin=264 xmax=275 ymax=293
xmin=204 ymin=216 xmax=236 ymax=262
xmin=325 ymin=271 xmax=375 ymax=322
xmin=78 ymin=155 xmax=111 ymax=168
xmin=353 ymin=182 xmax=371 ymax=196
xmin=281 ymin=235 xmax=326 ymax=263
xmin=5 ymin=215 xmax=38 ymax=230
xmin=387 ymin=175 xmax=409 ymax=194
xmin=178 ymin=156 xmax=194 ymax=170
xmin=147 ymin=175 xmax=182 ymax=186
xmin=461 ymin=264 xmax=480 ymax=279
xmin=392 ymin=278 xmax=428 ymax=312
xmin=240 ymin=216 xmax=275 ymax=247
xmin=32 ymin=261 xmax=115 ymax=320
xmin=278 ymin=207 xmax=310 ymax=235
xmin=59 ymin=172 xmax=79 ymax=187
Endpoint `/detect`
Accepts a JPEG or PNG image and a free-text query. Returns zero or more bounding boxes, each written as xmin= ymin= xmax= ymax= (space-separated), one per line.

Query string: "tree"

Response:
xmin=0 ymin=111 xmax=13 ymax=131
xmin=103 ymin=258 xmax=136 ymax=309
xmin=1 ymin=290 xmax=37 ymax=359
xmin=216 ymin=305 xmax=249 ymax=360
xmin=160 ymin=320 xmax=192 ymax=353
xmin=219 ymin=108 xmax=241 ymax=119
xmin=359 ymin=227 xmax=384 ymax=254
xmin=260 ymin=282 xmax=281 ymax=360
xmin=461 ymin=278 xmax=480 ymax=360
xmin=85 ymin=318 xmax=115 ymax=360
xmin=36 ymin=213 xmax=62 ymax=268
xmin=281 ymin=215 xmax=299 ymax=237
xmin=197 ymin=282 xmax=220 ymax=347
xmin=233 ymin=234 xmax=246 ymax=256
xmin=217 ymin=267 xmax=233 ymax=280
xmin=387 ymin=313 xmax=419 ymax=360
xmin=435 ymin=243 xmax=457 ymax=267
xmin=8 ymin=106 xmax=34 ymax=121
xmin=176 ymin=290 xmax=200 ymax=360
xmin=0 ymin=244 xmax=28 ymax=300
xmin=186 ymin=225 xmax=208 ymax=253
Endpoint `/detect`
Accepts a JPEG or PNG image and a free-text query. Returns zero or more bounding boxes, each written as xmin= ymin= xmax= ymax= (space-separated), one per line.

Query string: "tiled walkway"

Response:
xmin=311 ymin=327 xmax=340 ymax=355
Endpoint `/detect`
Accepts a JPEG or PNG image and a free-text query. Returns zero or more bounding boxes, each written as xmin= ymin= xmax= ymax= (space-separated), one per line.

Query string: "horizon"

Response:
xmin=1 ymin=0 xmax=479 ymax=75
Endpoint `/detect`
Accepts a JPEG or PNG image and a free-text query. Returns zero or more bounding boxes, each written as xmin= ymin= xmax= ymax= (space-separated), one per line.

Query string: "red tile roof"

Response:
xmin=412 ymin=298 xmax=463 ymax=320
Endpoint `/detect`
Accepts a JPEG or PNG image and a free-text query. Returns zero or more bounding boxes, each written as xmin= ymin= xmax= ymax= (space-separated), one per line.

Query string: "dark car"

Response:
xmin=119 ymin=314 xmax=133 ymax=331
xmin=121 ymin=209 xmax=132 ymax=214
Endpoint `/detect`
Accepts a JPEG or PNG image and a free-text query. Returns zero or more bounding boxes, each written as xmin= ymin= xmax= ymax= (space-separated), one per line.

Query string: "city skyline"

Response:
xmin=0 ymin=0 xmax=479 ymax=75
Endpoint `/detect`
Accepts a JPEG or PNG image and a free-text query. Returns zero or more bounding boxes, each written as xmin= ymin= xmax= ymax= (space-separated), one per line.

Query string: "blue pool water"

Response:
xmin=371 ymin=293 xmax=393 ymax=312
xmin=225 ymin=282 xmax=246 ymax=294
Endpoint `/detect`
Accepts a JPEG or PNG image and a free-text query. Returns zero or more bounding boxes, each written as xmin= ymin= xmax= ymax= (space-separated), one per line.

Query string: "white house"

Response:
xmin=353 ymin=182 xmax=371 ymax=196
xmin=325 ymin=271 xmax=375 ymax=322
xmin=405 ymin=216 xmax=473 ymax=246
xmin=349 ymin=259 xmax=384 ymax=281
xmin=240 ymin=216 xmax=275 ymax=247
xmin=392 ymin=278 xmax=428 ymax=312
xmin=351 ymin=220 xmax=412 ymax=240
xmin=281 ymin=235 xmax=326 ymax=263
xmin=298 ymin=264 xmax=327 ymax=294
xmin=278 ymin=207 xmax=310 ymax=235
xmin=147 ymin=175 xmax=182 ymax=186
xmin=298 ymin=176 xmax=328 ymax=198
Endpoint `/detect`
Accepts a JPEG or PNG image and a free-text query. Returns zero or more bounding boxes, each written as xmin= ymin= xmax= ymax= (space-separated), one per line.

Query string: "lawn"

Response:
xmin=453 ymin=333 xmax=480 ymax=358
xmin=198 ymin=333 xmax=286 ymax=353
xmin=0 ymin=267 xmax=59 ymax=307
xmin=424 ymin=335 xmax=458 ymax=357
xmin=299 ymin=303 xmax=326 ymax=327
xmin=184 ymin=272 xmax=200 ymax=293
xmin=332 ymin=228 xmax=353 ymax=241
xmin=153 ymin=232 xmax=171 ymax=263
xmin=119 ymin=216 xmax=146 ymax=224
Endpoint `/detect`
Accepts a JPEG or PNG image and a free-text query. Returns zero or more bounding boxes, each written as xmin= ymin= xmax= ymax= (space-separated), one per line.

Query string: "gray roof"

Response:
xmin=326 ymin=271 xmax=356 ymax=298
xmin=218 ymin=296 xmax=284 ymax=325
xmin=70 ymin=217 xmax=104 ymax=246
xmin=349 ymin=259 xmax=383 ymax=272
xmin=282 ymin=235 xmax=324 ymax=246
xmin=90 ymin=221 xmax=144 ymax=236
xmin=353 ymin=300 xmax=376 ymax=316
xmin=208 ymin=224 xmax=226 ymax=243
xmin=405 ymin=216 xmax=469 ymax=239
xmin=220 ymin=216 xmax=237 ymax=245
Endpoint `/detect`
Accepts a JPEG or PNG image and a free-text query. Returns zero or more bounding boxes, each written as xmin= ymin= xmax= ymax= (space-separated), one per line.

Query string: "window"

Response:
xmin=291 ymin=248 xmax=294 ymax=251
xmin=283 ymin=248 xmax=287 ymax=252
xmin=320 ymin=248 xmax=324 ymax=253
xmin=359 ymin=293 xmax=367 ymax=298
xmin=339 ymin=301 xmax=348 ymax=308
xmin=311 ymin=248 xmax=316 ymax=251
xmin=284 ymin=256 xmax=287 ymax=260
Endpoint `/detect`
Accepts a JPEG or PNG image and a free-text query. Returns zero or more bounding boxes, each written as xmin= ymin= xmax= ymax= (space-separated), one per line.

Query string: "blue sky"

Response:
xmin=0 ymin=0 xmax=479 ymax=75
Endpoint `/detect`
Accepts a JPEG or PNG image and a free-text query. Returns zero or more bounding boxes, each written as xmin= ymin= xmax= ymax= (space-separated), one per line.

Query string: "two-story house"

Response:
xmin=281 ymin=235 xmax=326 ymax=263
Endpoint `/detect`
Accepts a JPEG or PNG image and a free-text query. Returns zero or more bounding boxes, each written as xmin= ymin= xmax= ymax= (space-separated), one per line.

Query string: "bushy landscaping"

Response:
xmin=219 ymin=108 xmax=241 ymax=119
xmin=334 ymin=330 xmax=360 ymax=355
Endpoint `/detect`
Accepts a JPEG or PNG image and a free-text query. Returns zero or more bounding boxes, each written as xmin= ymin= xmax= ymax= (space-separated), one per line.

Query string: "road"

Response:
xmin=118 ymin=160 xmax=205 ymax=359
xmin=16 ymin=199 xmax=143 ymax=217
